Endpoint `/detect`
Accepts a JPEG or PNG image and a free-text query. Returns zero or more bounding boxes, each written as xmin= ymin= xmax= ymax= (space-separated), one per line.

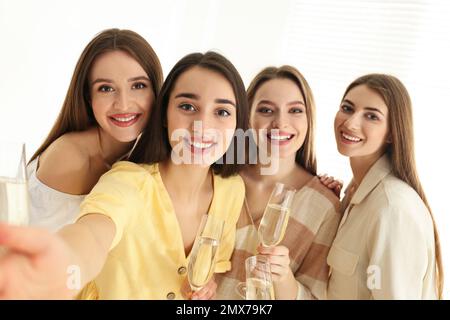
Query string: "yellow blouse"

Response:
xmin=76 ymin=161 xmax=245 ymax=300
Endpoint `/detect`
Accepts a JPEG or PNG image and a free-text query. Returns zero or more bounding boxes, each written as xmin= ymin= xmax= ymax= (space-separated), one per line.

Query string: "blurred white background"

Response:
xmin=1 ymin=0 xmax=449 ymax=298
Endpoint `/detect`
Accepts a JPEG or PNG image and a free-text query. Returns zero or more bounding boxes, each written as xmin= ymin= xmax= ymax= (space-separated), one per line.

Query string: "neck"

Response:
xmin=349 ymin=151 xmax=385 ymax=186
xmin=248 ymin=154 xmax=298 ymax=186
xmin=97 ymin=128 xmax=134 ymax=166
xmin=159 ymin=160 xmax=212 ymax=199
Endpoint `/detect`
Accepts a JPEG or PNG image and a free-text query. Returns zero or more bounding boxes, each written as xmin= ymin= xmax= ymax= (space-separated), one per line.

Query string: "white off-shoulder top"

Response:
xmin=27 ymin=157 xmax=86 ymax=232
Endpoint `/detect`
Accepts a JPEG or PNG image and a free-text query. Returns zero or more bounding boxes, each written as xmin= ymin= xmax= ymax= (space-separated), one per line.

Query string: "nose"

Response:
xmin=114 ymin=90 xmax=132 ymax=111
xmin=271 ymin=112 xmax=288 ymax=129
xmin=192 ymin=110 xmax=226 ymax=143
xmin=343 ymin=113 xmax=361 ymax=131
xmin=192 ymin=111 xmax=213 ymax=137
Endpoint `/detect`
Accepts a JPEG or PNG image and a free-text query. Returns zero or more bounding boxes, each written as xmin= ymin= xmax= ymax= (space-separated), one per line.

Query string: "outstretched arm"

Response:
xmin=0 ymin=213 xmax=115 ymax=299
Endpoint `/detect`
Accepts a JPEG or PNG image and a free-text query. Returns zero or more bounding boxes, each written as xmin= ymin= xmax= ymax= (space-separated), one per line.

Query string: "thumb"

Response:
xmin=0 ymin=223 xmax=52 ymax=256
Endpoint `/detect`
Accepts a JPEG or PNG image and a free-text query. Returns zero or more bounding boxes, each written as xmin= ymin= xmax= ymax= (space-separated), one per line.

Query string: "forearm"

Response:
xmin=57 ymin=214 xmax=115 ymax=289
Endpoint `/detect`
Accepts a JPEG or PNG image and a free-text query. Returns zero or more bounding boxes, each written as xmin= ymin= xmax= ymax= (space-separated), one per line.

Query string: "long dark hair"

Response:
xmin=129 ymin=51 xmax=249 ymax=177
xmin=29 ymin=28 xmax=163 ymax=163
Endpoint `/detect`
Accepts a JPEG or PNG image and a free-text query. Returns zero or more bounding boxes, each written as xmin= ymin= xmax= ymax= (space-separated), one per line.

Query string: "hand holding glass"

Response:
xmin=187 ymin=214 xmax=224 ymax=292
xmin=258 ymin=183 xmax=295 ymax=247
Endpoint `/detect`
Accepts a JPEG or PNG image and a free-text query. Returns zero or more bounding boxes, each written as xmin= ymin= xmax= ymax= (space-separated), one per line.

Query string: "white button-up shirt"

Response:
xmin=327 ymin=155 xmax=437 ymax=299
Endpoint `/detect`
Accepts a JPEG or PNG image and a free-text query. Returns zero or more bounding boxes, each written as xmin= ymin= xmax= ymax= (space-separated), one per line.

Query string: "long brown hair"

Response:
xmin=246 ymin=66 xmax=317 ymax=175
xmin=343 ymin=74 xmax=444 ymax=299
xmin=29 ymin=28 xmax=163 ymax=163
xmin=129 ymin=51 xmax=249 ymax=177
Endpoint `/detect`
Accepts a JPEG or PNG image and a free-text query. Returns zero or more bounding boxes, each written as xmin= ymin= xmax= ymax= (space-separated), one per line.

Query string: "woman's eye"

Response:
xmin=132 ymin=82 xmax=147 ymax=90
xmin=179 ymin=103 xmax=196 ymax=111
xmin=99 ymin=85 xmax=114 ymax=92
xmin=257 ymin=107 xmax=273 ymax=114
xmin=341 ymin=104 xmax=353 ymax=113
xmin=366 ymin=113 xmax=379 ymax=121
xmin=217 ymin=109 xmax=231 ymax=117
xmin=290 ymin=108 xmax=304 ymax=114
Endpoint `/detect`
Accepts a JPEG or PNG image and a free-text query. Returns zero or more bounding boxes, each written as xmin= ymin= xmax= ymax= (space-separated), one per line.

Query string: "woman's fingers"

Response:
xmin=328 ymin=181 xmax=340 ymax=189
xmin=319 ymin=174 xmax=335 ymax=187
xmin=256 ymin=245 xmax=291 ymax=282
xmin=180 ymin=277 xmax=193 ymax=299
xmin=0 ymin=223 xmax=51 ymax=255
xmin=269 ymin=263 xmax=289 ymax=276
xmin=0 ymin=225 xmax=78 ymax=299
xmin=319 ymin=174 xmax=344 ymax=195
xmin=267 ymin=254 xmax=290 ymax=268
xmin=257 ymin=245 xmax=289 ymax=256
xmin=192 ymin=278 xmax=217 ymax=300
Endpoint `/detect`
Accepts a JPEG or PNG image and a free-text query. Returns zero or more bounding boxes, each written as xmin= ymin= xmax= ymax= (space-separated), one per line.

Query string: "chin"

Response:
xmin=278 ymin=151 xmax=297 ymax=159
xmin=336 ymin=145 xmax=353 ymax=157
xmin=114 ymin=134 xmax=139 ymax=143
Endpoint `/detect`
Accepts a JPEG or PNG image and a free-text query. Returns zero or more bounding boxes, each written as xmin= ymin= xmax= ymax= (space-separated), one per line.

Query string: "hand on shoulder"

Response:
xmin=318 ymin=174 xmax=343 ymax=198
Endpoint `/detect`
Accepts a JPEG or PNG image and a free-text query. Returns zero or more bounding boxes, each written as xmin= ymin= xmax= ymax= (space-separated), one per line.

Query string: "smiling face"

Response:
xmin=250 ymin=78 xmax=307 ymax=160
xmin=334 ymin=84 xmax=390 ymax=162
xmin=89 ymin=50 xmax=154 ymax=142
xmin=166 ymin=66 xmax=237 ymax=166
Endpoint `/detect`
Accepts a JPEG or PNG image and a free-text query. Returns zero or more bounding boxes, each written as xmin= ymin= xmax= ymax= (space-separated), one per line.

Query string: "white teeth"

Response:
xmin=342 ymin=132 xmax=362 ymax=142
xmin=112 ymin=115 xmax=138 ymax=122
xmin=190 ymin=141 xmax=214 ymax=149
xmin=269 ymin=135 xmax=292 ymax=141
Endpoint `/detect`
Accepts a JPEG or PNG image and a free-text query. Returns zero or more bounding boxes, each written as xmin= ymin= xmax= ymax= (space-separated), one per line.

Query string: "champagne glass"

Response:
xmin=258 ymin=183 xmax=295 ymax=247
xmin=236 ymin=255 xmax=274 ymax=300
xmin=0 ymin=141 xmax=30 ymax=226
xmin=187 ymin=214 xmax=224 ymax=292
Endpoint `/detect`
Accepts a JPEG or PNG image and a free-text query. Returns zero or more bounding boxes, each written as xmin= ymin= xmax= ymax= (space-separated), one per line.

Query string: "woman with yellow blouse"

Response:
xmin=0 ymin=51 xmax=248 ymax=300
xmin=326 ymin=74 xmax=443 ymax=299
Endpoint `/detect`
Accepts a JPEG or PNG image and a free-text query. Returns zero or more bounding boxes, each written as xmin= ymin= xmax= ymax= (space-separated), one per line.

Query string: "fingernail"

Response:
xmin=192 ymin=296 xmax=198 ymax=300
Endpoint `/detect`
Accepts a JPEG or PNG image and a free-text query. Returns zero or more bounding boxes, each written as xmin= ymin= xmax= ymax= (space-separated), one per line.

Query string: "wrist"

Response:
xmin=272 ymin=270 xmax=298 ymax=300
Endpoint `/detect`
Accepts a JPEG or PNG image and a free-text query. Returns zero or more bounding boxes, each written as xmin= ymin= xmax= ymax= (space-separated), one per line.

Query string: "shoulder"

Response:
xmin=377 ymin=175 xmax=429 ymax=215
xmin=297 ymin=176 xmax=340 ymax=211
xmin=39 ymin=132 xmax=90 ymax=167
xmin=36 ymin=132 xmax=92 ymax=194
xmin=369 ymin=175 xmax=432 ymax=232
xmin=84 ymin=161 xmax=153 ymax=207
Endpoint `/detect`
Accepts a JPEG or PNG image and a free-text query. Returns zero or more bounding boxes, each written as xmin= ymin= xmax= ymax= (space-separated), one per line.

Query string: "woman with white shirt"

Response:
xmin=27 ymin=29 xmax=163 ymax=232
xmin=326 ymin=73 xmax=443 ymax=299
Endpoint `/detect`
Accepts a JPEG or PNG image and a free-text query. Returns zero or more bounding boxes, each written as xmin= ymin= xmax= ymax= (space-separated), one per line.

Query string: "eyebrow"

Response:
xmin=91 ymin=76 xmax=150 ymax=86
xmin=174 ymin=93 xmax=236 ymax=107
xmin=342 ymin=99 xmax=385 ymax=116
xmin=258 ymin=99 xmax=305 ymax=107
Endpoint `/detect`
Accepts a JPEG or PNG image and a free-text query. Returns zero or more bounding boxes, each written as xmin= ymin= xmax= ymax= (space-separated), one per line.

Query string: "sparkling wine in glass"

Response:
xmin=187 ymin=214 xmax=224 ymax=292
xmin=236 ymin=255 xmax=274 ymax=300
xmin=258 ymin=183 xmax=295 ymax=247
xmin=0 ymin=141 xmax=30 ymax=226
